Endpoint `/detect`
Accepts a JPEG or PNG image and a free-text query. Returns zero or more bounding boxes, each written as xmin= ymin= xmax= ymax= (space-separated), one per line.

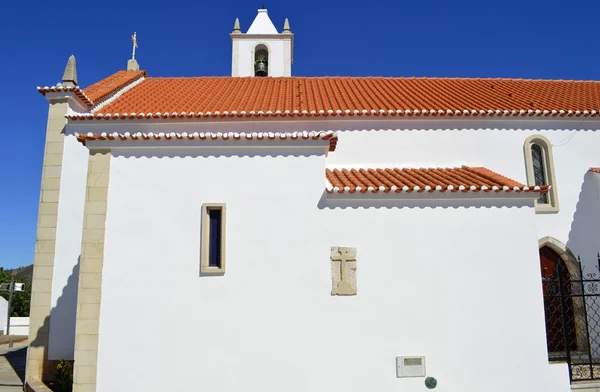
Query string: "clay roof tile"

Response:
xmin=326 ymin=166 xmax=549 ymax=194
xmin=65 ymin=75 xmax=600 ymax=121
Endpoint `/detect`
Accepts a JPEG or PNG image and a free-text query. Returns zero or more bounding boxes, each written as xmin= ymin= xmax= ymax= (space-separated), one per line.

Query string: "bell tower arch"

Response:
xmin=230 ymin=8 xmax=293 ymax=77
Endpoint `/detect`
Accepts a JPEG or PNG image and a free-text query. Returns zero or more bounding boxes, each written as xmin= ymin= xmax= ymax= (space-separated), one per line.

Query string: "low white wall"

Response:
xmin=95 ymin=148 xmax=570 ymax=392
xmin=6 ymin=317 xmax=29 ymax=336
xmin=0 ymin=297 xmax=7 ymax=335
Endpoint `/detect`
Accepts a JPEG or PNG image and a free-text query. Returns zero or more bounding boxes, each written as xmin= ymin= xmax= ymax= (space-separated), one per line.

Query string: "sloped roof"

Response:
xmin=37 ymin=70 xmax=145 ymax=109
xmin=326 ymin=166 xmax=548 ymax=194
xmin=65 ymin=74 xmax=600 ymax=121
xmin=246 ymin=9 xmax=279 ymax=34
xmin=37 ymin=85 xmax=94 ymax=107
xmin=84 ymin=70 xmax=146 ymax=102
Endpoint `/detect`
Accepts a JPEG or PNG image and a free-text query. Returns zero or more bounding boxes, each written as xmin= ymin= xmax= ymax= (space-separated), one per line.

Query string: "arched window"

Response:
xmin=531 ymin=144 xmax=548 ymax=204
xmin=524 ymin=135 xmax=559 ymax=213
xmin=254 ymin=44 xmax=269 ymax=77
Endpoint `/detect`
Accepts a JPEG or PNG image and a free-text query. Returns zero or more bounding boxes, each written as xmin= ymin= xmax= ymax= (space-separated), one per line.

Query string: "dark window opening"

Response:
xmin=531 ymin=144 xmax=548 ymax=204
xmin=208 ymin=208 xmax=222 ymax=268
xmin=255 ymin=46 xmax=269 ymax=77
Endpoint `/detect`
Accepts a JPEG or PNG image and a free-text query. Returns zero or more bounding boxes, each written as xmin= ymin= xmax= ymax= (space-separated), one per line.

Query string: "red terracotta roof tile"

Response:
xmin=67 ymin=76 xmax=600 ymax=121
xmin=83 ymin=70 xmax=146 ymax=103
xmin=75 ymin=131 xmax=338 ymax=151
xmin=37 ymin=70 xmax=146 ymax=108
xmin=326 ymin=166 xmax=548 ymax=194
xmin=590 ymin=168 xmax=600 ymax=174
xmin=37 ymin=86 xmax=93 ymax=107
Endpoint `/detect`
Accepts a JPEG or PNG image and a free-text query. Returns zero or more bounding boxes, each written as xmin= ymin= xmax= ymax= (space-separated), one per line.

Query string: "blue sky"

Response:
xmin=0 ymin=0 xmax=598 ymax=269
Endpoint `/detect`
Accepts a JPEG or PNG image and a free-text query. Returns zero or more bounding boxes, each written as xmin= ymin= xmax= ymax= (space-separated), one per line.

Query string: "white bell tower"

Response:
xmin=230 ymin=8 xmax=294 ymax=77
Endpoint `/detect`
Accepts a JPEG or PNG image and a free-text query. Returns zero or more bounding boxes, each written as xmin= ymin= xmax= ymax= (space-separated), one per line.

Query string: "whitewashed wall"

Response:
xmin=94 ymin=144 xmax=569 ymax=392
xmin=0 ymin=297 xmax=7 ymax=334
xmin=234 ymin=38 xmax=290 ymax=77
xmin=71 ymin=117 xmax=600 ymax=265
xmin=6 ymin=317 xmax=29 ymax=336
xmin=48 ymin=131 xmax=88 ymax=360
xmin=324 ymin=120 xmax=600 ymax=270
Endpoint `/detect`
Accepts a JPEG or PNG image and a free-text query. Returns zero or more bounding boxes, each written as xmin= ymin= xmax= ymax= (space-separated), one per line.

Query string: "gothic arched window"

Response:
xmin=531 ymin=144 xmax=548 ymax=204
xmin=524 ymin=135 xmax=559 ymax=213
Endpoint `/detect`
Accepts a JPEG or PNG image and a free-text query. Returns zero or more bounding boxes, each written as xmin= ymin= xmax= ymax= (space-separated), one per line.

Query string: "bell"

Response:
xmin=255 ymin=61 xmax=268 ymax=77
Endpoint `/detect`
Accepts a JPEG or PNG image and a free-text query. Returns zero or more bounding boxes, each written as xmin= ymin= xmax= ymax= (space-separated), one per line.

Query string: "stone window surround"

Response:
xmin=523 ymin=134 xmax=559 ymax=213
xmin=200 ymin=203 xmax=227 ymax=276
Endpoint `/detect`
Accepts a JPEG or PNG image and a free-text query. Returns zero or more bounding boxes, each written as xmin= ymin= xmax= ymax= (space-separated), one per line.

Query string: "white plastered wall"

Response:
xmin=48 ymin=129 xmax=89 ymax=360
xmin=233 ymin=38 xmax=290 ymax=77
xmin=93 ymin=142 xmax=569 ymax=392
xmin=68 ymin=118 xmax=600 ymax=265
xmin=320 ymin=120 xmax=600 ymax=269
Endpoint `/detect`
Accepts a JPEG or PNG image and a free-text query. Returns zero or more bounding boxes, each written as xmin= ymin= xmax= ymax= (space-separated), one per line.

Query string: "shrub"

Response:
xmin=54 ymin=359 xmax=73 ymax=392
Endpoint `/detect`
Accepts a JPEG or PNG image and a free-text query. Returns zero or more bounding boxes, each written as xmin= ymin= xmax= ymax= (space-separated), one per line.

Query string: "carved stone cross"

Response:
xmin=330 ymin=247 xmax=357 ymax=296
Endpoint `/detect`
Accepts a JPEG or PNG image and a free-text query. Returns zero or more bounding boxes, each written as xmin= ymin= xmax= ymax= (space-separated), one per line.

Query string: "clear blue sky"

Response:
xmin=1 ymin=0 xmax=598 ymax=269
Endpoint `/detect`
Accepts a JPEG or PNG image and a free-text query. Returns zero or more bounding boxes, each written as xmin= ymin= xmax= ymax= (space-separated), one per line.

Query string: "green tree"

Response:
xmin=0 ymin=268 xmax=31 ymax=317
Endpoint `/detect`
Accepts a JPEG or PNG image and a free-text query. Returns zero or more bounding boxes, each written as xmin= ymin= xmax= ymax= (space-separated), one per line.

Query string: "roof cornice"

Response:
xmin=230 ymin=33 xmax=293 ymax=40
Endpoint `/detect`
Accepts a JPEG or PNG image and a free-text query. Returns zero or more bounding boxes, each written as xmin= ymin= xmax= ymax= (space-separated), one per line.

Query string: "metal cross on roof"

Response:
xmin=131 ymin=32 xmax=138 ymax=60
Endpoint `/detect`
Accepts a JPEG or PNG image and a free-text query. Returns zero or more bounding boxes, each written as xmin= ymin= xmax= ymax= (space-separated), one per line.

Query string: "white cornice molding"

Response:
xmin=230 ymin=33 xmax=293 ymax=40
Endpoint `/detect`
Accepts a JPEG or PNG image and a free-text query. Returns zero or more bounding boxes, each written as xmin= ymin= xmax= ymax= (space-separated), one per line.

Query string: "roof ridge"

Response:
xmin=141 ymin=75 xmax=600 ymax=83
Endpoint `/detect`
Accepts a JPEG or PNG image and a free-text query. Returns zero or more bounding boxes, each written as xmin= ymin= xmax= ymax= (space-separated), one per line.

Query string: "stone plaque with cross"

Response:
xmin=330 ymin=246 xmax=357 ymax=296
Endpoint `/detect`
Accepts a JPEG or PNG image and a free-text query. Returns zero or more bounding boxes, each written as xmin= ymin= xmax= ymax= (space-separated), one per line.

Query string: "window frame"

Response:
xmin=523 ymin=135 xmax=559 ymax=213
xmin=201 ymin=203 xmax=227 ymax=275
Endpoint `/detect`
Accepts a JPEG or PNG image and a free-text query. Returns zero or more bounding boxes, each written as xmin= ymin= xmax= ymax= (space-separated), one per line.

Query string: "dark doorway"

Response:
xmin=540 ymin=246 xmax=577 ymax=353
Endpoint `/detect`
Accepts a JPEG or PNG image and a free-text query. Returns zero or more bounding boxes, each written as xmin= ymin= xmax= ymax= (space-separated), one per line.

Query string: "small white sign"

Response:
xmin=396 ymin=356 xmax=426 ymax=378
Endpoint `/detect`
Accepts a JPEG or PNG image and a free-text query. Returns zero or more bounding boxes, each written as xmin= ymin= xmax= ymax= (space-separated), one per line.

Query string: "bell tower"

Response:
xmin=230 ymin=8 xmax=293 ymax=77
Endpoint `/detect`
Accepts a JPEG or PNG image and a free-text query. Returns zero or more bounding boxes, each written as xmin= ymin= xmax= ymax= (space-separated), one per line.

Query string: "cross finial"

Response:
xmin=262 ymin=3 xmax=265 ymax=9
xmin=131 ymin=32 xmax=138 ymax=60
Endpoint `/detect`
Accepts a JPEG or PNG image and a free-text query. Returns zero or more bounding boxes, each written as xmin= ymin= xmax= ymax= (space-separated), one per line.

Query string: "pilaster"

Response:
xmin=26 ymin=99 xmax=68 ymax=383
xmin=72 ymin=150 xmax=111 ymax=392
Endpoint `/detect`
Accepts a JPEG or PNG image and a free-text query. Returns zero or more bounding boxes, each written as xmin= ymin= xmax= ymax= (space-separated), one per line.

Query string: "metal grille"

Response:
xmin=531 ymin=144 xmax=548 ymax=204
xmin=543 ymin=254 xmax=600 ymax=382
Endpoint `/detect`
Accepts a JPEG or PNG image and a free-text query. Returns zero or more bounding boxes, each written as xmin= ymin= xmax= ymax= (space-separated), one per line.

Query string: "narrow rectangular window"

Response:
xmin=201 ymin=203 xmax=226 ymax=275
xmin=208 ymin=209 xmax=222 ymax=267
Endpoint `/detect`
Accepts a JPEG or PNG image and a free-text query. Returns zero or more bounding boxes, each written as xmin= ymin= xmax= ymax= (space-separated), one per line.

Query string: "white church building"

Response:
xmin=26 ymin=7 xmax=600 ymax=392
